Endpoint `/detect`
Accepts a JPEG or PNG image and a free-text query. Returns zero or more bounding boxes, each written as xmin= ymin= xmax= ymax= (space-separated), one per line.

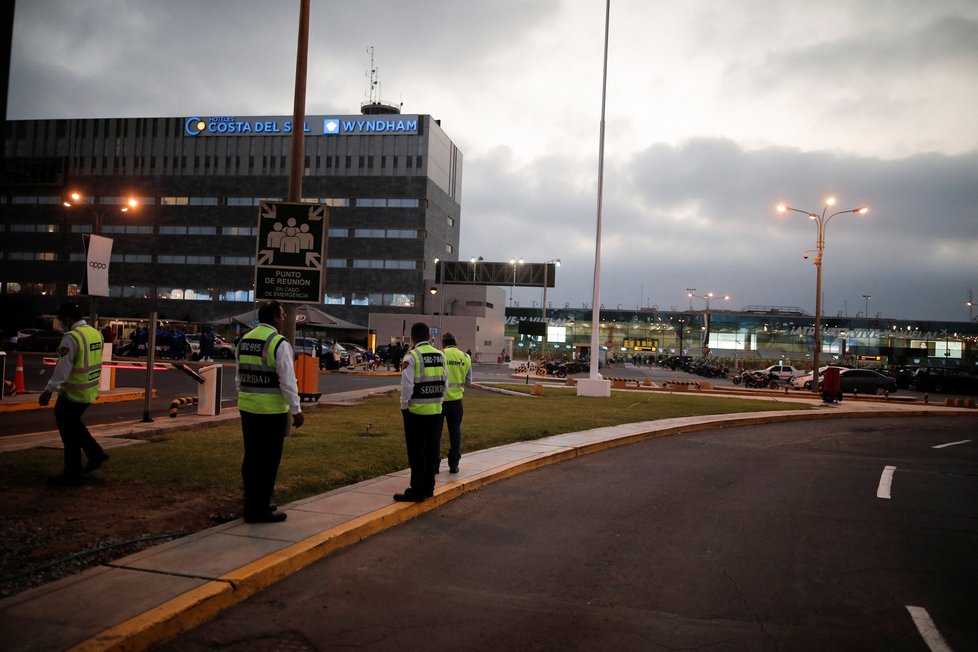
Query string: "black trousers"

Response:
xmin=54 ymin=394 xmax=104 ymax=478
xmin=402 ymin=409 xmax=443 ymax=496
xmin=442 ymin=399 xmax=463 ymax=469
xmin=240 ymin=410 xmax=288 ymax=517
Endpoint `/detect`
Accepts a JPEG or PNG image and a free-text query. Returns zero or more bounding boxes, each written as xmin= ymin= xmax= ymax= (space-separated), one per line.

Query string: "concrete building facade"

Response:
xmin=0 ymin=112 xmax=462 ymax=336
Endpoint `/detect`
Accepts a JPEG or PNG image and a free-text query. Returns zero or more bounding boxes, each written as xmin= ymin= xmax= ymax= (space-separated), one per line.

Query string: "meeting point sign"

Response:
xmin=254 ymin=202 xmax=329 ymax=303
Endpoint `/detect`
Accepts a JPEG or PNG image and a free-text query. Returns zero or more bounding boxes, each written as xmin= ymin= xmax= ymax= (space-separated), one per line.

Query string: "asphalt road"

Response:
xmin=161 ymin=416 xmax=977 ymax=651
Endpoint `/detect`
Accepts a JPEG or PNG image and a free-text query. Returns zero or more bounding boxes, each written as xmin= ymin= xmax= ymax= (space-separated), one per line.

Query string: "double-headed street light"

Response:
xmin=509 ymin=257 xmax=523 ymax=307
xmin=541 ymin=259 xmax=560 ymax=358
xmin=777 ymin=197 xmax=868 ymax=392
xmin=63 ymin=192 xmax=139 ymax=235
xmin=686 ymin=290 xmax=729 ymax=356
xmin=63 ymin=192 xmax=139 ymax=324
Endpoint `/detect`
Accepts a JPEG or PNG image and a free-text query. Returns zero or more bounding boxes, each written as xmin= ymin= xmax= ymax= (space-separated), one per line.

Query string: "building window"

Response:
xmin=445 ymin=244 xmax=454 ymax=254
xmin=10 ymin=224 xmax=59 ymax=233
xmin=324 ymin=293 xmax=345 ymax=305
xmin=161 ymin=196 xmax=190 ymax=205
xmin=159 ymin=226 xmax=188 ymax=235
xmin=326 ymin=258 xmax=347 ymax=268
xmin=220 ymin=256 xmax=255 ymax=266
xmin=328 ymin=228 xmax=348 ymax=237
xmin=222 ymin=226 xmax=258 ymax=236
xmin=354 ymin=228 xmax=385 ymax=238
xmin=219 ymin=289 xmax=254 ymax=302
xmin=187 ymin=226 xmax=217 ymax=235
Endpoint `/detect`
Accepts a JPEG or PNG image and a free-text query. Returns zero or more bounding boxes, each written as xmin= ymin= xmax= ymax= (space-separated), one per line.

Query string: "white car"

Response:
xmin=789 ymin=366 xmax=835 ymax=390
xmin=761 ymin=364 xmax=803 ymax=381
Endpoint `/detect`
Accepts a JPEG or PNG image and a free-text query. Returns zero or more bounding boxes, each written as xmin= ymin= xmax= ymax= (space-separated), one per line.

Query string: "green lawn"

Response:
xmin=1 ymin=388 xmax=810 ymax=505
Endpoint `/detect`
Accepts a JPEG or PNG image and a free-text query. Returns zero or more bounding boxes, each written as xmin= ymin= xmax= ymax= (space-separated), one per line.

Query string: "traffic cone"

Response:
xmin=14 ymin=354 xmax=27 ymax=394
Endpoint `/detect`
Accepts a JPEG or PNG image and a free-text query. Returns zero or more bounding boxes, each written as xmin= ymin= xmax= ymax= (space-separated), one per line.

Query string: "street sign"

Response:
xmin=254 ymin=202 xmax=328 ymax=303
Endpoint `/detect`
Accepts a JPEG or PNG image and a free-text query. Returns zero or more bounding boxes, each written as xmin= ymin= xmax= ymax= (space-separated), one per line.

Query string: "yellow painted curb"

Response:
xmin=0 ymin=390 xmax=154 ymax=413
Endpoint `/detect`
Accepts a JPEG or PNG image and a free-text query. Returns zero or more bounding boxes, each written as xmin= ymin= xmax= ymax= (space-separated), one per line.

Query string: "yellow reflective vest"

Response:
xmin=62 ymin=325 xmax=103 ymax=403
xmin=443 ymin=346 xmax=471 ymax=402
xmin=237 ymin=324 xmax=289 ymax=414
xmin=408 ymin=343 xmax=446 ymax=415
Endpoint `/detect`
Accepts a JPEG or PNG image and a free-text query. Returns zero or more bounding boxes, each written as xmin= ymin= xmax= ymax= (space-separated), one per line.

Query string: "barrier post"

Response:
xmin=197 ymin=364 xmax=223 ymax=416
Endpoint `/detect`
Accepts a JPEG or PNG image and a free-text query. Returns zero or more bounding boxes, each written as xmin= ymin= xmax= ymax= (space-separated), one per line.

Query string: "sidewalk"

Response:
xmin=0 ymin=390 xmax=974 ymax=651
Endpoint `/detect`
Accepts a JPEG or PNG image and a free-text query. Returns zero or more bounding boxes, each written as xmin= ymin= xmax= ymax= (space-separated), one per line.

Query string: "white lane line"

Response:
xmin=932 ymin=439 xmax=971 ymax=449
xmin=906 ymin=606 xmax=953 ymax=652
xmin=877 ymin=465 xmax=896 ymax=499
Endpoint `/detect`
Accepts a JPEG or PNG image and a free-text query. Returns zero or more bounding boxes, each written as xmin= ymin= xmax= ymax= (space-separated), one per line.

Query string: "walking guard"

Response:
xmin=440 ymin=332 xmax=472 ymax=473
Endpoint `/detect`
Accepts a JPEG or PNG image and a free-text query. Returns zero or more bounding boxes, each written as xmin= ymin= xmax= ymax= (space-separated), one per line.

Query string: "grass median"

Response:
xmin=1 ymin=386 xmax=810 ymax=506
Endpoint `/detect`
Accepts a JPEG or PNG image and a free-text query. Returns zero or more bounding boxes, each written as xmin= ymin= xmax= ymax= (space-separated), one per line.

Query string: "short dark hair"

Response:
xmin=56 ymin=301 xmax=83 ymax=323
xmin=442 ymin=332 xmax=457 ymax=346
xmin=410 ymin=322 xmax=430 ymax=342
xmin=257 ymin=300 xmax=283 ymax=325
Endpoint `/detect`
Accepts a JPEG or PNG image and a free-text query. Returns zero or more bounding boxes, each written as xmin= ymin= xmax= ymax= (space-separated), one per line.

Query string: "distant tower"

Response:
xmin=361 ymin=46 xmax=402 ymax=115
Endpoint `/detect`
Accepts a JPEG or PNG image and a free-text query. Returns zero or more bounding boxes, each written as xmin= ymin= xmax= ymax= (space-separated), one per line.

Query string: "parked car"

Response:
xmin=837 ymin=368 xmax=898 ymax=395
xmin=760 ymin=364 xmax=803 ymax=381
xmin=18 ymin=329 xmax=64 ymax=352
xmin=185 ymin=333 xmax=236 ymax=360
xmin=341 ymin=342 xmax=367 ymax=365
xmin=789 ymin=366 xmax=835 ymax=390
xmin=13 ymin=328 xmax=41 ymax=345
xmin=913 ymin=368 xmax=978 ymax=394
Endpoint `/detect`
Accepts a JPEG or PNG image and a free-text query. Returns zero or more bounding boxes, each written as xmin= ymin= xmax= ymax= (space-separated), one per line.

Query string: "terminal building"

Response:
xmin=0 ymin=108 xmax=463 ymax=333
xmin=504 ymin=305 xmax=978 ymax=371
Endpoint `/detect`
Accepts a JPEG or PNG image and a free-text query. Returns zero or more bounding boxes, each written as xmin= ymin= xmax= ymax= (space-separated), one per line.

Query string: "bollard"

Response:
xmin=169 ymin=396 xmax=198 ymax=417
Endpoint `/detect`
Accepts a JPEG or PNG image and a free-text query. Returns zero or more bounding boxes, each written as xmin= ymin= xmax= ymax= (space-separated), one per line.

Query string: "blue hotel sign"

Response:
xmin=184 ymin=115 xmax=418 ymax=137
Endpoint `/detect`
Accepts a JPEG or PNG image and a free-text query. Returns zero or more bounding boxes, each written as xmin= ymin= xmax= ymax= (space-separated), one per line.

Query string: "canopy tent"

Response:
xmin=226 ymin=304 xmax=366 ymax=332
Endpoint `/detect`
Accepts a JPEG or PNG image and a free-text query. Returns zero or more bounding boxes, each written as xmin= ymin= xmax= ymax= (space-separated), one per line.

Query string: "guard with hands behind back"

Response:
xmin=236 ymin=300 xmax=304 ymax=523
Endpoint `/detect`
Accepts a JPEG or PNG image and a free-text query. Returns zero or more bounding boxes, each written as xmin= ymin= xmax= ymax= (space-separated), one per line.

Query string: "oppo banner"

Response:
xmin=83 ymin=234 xmax=113 ymax=297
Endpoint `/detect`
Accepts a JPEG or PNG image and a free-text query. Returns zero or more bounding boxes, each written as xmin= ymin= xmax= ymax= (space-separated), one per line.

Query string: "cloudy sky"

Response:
xmin=8 ymin=0 xmax=978 ymax=322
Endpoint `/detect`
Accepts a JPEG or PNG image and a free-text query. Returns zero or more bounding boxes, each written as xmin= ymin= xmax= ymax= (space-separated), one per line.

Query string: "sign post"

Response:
xmin=254 ymin=201 xmax=328 ymax=304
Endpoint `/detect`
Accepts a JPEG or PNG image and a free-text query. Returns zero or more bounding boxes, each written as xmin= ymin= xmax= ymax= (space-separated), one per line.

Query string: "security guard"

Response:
xmin=39 ymin=302 xmax=109 ymax=486
xmin=440 ymin=332 xmax=472 ymax=474
xmin=395 ymin=322 xmax=446 ymax=502
xmin=236 ymin=300 xmax=303 ymax=522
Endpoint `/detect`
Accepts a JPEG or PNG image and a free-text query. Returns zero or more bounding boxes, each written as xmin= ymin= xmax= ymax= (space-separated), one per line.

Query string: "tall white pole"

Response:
xmin=587 ymin=0 xmax=611 ymax=382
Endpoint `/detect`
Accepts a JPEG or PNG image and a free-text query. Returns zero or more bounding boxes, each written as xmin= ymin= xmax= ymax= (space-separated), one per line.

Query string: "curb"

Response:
xmin=0 ymin=390 xmax=153 ymax=414
xmin=67 ymin=405 xmax=978 ymax=651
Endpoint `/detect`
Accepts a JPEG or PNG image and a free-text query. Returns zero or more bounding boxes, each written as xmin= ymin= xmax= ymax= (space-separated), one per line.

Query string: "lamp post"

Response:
xmin=541 ymin=259 xmax=560 ymax=359
xmin=686 ymin=290 xmax=729 ymax=357
xmin=863 ymin=294 xmax=871 ymax=319
xmin=777 ymin=198 xmax=869 ymax=392
xmin=63 ymin=192 xmax=139 ymax=324
xmin=509 ymin=257 xmax=523 ymax=307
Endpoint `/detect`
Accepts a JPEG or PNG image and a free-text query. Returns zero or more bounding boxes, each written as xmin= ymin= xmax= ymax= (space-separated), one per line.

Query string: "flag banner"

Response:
xmin=84 ymin=234 xmax=113 ymax=297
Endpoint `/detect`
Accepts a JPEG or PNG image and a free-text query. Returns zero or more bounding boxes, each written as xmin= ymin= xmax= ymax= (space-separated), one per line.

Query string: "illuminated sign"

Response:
xmin=623 ymin=338 xmax=659 ymax=351
xmin=185 ymin=115 xmax=418 ymax=137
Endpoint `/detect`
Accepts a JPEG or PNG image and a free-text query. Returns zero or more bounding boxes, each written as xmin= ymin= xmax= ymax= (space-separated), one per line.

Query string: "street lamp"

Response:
xmin=777 ymin=197 xmax=868 ymax=392
xmin=541 ymin=259 xmax=560 ymax=359
xmin=509 ymin=257 xmax=523 ymax=307
xmin=686 ymin=290 xmax=729 ymax=356
xmin=63 ymin=192 xmax=139 ymax=324
xmin=63 ymin=192 xmax=139 ymax=235
xmin=863 ymin=294 xmax=871 ymax=319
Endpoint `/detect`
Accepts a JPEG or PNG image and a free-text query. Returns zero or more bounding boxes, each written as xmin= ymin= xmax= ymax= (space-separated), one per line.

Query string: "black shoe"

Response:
xmin=244 ymin=511 xmax=287 ymax=523
xmin=393 ymin=491 xmax=425 ymax=503
xmin=83 ymin=452 xmax=109 ymax=473
xmin=48 ymin=474 xmax=85 ymax=487
xmin=449 ymin=466 xmax=459 ymax=474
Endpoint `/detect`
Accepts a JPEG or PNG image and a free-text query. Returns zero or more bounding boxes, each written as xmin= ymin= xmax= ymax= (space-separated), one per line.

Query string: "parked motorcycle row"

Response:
xmin=730 ymin=369 xmax=782 ymax=389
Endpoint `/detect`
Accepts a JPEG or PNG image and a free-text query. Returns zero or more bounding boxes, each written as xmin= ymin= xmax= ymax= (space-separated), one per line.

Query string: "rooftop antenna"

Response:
xmin=361 ymin=46 xmax=401 ymax=115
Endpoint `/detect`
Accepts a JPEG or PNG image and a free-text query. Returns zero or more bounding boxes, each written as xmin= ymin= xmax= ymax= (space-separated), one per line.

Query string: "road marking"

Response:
xmin=906 ymin=606 xmax=952 ymax=652
xmin=877 ymin=465 xmax=896 ymax=499
xmin=932 ymin=439 xmax=971 ymax=449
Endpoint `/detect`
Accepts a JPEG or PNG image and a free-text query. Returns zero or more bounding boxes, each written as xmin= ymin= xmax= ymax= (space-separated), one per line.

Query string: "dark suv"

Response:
xmin=913 ymin=368 xmax=978 ymax=394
